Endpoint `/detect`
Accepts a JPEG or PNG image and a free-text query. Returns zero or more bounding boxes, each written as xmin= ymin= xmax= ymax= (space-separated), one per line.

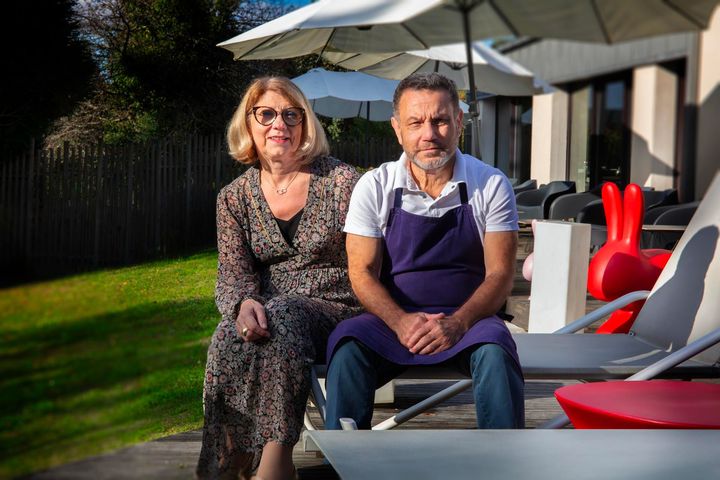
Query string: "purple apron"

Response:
xmin=328 ymin=183 xmax=519 ymax=366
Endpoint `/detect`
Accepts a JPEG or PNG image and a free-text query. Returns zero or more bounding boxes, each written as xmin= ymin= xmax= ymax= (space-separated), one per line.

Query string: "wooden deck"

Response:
xmin=25 ymin=378 xmax=577 ymax=480
xmin=26 ymin=235 xmax=602 ymax=479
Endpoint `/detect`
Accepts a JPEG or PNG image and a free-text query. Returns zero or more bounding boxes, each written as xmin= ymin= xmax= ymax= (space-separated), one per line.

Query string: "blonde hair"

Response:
xmin=227 ymin=76 xmax=329 ymax=165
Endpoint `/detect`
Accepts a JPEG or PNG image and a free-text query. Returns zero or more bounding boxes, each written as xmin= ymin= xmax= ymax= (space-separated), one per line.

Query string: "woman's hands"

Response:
xmin=236 ymin=298 xmax=271 ymax=342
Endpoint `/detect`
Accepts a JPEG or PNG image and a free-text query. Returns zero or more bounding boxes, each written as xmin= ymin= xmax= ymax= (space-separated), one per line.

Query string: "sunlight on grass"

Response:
xmin=0 ymin=251 xmax=219 ymax=478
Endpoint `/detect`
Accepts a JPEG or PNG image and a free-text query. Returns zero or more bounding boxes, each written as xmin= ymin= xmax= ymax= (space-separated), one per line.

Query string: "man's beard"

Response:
xmin=409 ymin=147 xmax=454 ymax=171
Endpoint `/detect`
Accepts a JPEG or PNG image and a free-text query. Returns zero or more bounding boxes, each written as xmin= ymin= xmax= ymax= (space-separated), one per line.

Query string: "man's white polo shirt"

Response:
xmin=344 ymin=149 xmax=519 ymax=243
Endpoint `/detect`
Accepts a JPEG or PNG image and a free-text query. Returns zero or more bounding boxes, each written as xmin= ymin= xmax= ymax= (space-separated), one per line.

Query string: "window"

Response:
xmin=495 ymin=96 xmax=532 ymax=182
xmin=568 ymin=72 xmax=632 ymax=191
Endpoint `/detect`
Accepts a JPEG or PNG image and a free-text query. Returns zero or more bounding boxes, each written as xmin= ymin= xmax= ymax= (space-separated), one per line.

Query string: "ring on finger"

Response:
xmin=242 ymin=327 xmax=249 ymax=337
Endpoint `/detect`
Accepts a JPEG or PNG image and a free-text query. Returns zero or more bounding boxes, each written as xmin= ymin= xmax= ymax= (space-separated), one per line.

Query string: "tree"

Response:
xmin=52 ymin=0 xmax=299 ymax=145
xmin=0 ymin=0 xmax=95 ymax=156
xmin=43 ymin=0 xmax=392 ymax=148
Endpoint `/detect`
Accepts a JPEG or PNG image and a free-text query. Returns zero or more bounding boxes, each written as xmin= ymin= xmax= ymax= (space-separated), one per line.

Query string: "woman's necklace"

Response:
xmin=265 ymin=169 xmax=301 ymax=195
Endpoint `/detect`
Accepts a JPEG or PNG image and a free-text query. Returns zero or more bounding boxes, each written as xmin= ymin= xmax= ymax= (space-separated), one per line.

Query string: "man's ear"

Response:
xmin=391 ymin=116 xmax=403 ymax=146
xmin=455 ymin=106 xmax=464 ymax=132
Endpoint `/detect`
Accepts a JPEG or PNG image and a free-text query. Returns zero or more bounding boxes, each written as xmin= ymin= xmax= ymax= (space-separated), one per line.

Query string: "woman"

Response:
xmin=196 ymin=77 xmax=360 ymax=480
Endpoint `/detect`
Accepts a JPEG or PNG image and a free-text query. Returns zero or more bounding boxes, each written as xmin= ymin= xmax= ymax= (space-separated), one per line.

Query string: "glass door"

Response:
xmin=568 ymin=73 xmax=632 ymax=191
xmin=591 ymin=79 xmax=631 ymax=188
xmin=569 ymin=86 xmax=591 ymax=192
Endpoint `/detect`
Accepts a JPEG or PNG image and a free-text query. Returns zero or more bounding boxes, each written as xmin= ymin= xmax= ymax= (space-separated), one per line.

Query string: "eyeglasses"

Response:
xmin=250 ymin=106 xmax=305 ymax=126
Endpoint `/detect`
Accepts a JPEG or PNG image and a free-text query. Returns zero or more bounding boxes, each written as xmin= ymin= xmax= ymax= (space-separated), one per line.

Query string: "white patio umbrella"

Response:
xmin=219 ymin=0 xmax=719 ymax=155
xmin=291 ymin=67 xmax=470 ymax=122
xmin=291 ymin=68 xmax=470 ymax=163
xmin=322 ymin=41 xmax=553 ymax=97
xmin=291 ymin=67 xmax=398 ymax=121
xmin=220 ymin=0 xmax=720 ymax=61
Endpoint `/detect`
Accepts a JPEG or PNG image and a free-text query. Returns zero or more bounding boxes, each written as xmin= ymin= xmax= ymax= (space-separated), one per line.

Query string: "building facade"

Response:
xmin=485 ymin=8 xmax=720 ymax=202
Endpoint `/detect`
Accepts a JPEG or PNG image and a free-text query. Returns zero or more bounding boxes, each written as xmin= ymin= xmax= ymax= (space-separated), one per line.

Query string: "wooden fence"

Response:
xmin=330 ymin=136 xmax=402 ymax=169
xmin=0 ymin=135 xmax=400 ymax=283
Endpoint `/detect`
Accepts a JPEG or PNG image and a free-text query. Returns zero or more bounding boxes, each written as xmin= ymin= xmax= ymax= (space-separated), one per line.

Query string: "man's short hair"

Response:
xmin=392 ymin=72 xmax=460 ymax=115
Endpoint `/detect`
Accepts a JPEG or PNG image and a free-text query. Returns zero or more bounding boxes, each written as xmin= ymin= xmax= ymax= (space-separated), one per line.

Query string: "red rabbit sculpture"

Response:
xmin=587 ymin=182 xmax=671 ymax=333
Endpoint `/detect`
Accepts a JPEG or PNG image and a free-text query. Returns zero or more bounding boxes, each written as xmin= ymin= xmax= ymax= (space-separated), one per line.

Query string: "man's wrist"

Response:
xmin=381 ymin=308 xmax=407 ymax=331
xmin=449 ymin=311 xmax=474 ymax=331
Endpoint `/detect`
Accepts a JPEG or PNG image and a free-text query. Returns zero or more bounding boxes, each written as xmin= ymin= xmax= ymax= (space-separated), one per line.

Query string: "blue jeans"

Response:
xmin=325 ymin=340 xmax=525 ymax=429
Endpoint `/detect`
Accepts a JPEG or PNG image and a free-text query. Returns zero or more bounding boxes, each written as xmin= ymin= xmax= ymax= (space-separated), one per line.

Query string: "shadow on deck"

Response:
xmin=25 ymin=379 xmax=574 ymax=480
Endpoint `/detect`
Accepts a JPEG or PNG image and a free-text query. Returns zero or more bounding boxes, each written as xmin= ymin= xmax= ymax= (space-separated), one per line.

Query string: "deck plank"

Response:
xmin=25 ymin=379 xmax=574 ymax=480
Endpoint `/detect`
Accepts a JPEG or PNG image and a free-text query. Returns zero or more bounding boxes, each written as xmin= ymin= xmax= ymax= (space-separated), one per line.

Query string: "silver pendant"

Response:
xmin=276 ymin=188 xmax=288 ymax=195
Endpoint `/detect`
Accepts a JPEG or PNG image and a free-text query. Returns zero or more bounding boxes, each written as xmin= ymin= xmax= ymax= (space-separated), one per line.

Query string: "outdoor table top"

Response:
xmin=306 ymin=429 xmax=720 ymax=480
xmin=518 ymin=221 xmax=686 ymax=233
xmin=640 ymin=224 xmax=687 ymax=232
xmin=555 ymin=380 xmax=720 ymax=429
xmin=590 ymin=224 xmax=686 ymax=232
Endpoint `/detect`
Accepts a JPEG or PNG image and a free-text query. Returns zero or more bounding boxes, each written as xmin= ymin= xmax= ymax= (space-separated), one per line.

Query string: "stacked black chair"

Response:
xmin=642 ymin=188 xmax=678 ymax=210
xmin=643 ymin=201 xmax=700 ymax=250
xmin=654 ymin=202 xmax=699 ymax=224
xmin=576 ymin=199 xmax=606 ymax=225
xmin=644 ymin=204 xmax=680 ymax=224
xmin=576 ymin=199 xmax=607 ymax=251
xmin=516 ymin=181 xmax=576 ymax=220
xmin=513 ymin=179 xmax=537 ymax=194
xmin=548 ymin=191 xmax=601 ymax=221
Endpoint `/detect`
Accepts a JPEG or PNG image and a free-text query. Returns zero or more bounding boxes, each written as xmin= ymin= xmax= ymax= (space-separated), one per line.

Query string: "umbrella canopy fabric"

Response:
xmin=218 ymin=0 xmax=720 ymax=61
xmin=291 ymin=68 xmax=469 ymax=121
xmin=323 ymin=41 xmax=553 ymax=97
xmin=291 ymin=68 xmax=398 ymax=121
xmin=219 ymin=0 xmax=719 ymax=157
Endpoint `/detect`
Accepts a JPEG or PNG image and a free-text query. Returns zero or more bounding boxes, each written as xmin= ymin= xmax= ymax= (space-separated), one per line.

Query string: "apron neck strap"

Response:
xmin=393 ymin=188 xmax=404 ymax=208
xmin=458 ymin=182 xmax=468 ymax=204
xmin=393 ymin=182 xmax=469 ymax=207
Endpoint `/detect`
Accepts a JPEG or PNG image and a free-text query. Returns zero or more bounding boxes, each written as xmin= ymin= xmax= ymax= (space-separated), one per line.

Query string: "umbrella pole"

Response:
xmin=366 ymin=102 xmax=371 ymax=167
xmin=461 ymin=7 xmax=481 ymax=159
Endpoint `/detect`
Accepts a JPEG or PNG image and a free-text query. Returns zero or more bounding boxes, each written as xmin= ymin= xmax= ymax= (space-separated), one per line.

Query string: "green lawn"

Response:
xmin=0 ymin=251 xmax=219 ymax=478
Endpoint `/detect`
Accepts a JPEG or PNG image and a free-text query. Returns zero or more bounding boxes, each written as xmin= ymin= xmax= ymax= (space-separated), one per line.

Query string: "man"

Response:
xmin=324 ymin=72 xmax=524 ymax=430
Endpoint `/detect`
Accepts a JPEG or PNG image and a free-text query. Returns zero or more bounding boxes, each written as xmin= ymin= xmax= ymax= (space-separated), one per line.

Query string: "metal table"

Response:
xmin=305 ymin=429 xmax=720 ymax=480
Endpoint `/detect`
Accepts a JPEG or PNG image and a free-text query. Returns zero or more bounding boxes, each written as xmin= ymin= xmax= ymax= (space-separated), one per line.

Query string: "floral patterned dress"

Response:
xmin=196 ymin=156 xmax=361 ymax=478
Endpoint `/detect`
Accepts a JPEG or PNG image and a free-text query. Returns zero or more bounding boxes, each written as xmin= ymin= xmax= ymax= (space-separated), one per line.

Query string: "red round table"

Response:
xmin=555 ymin=380 xmax=720 ymax=429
